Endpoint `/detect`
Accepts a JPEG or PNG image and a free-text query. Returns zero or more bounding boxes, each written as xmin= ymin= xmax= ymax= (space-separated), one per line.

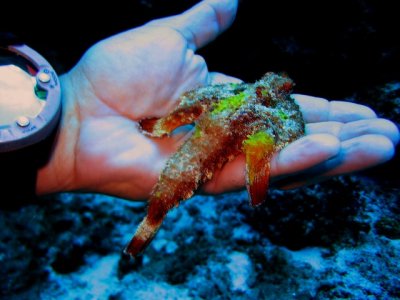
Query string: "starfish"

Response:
xmin=125 ymin=72 xmax=305 ymax=257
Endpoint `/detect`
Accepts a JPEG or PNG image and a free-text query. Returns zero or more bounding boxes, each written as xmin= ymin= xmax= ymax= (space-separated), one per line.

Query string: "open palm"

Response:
xmin=38 ymin=0 xmax=239 ymax=198
xmin=37 ymin=0 xmax=398 ymax=200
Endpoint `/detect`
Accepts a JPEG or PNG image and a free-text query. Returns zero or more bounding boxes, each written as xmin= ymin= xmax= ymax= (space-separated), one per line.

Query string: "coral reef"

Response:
xmin=1 ymin=175 xmax=399 ymax=299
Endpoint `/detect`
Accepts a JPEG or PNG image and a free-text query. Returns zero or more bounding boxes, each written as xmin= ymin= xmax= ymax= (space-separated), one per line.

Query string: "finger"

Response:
xmin=322 ymin=134 xmax=396 ymax=176
xmin=207 ymin=72 xmax=243 ymax=85
xmin=306 ymin=121 xmax=343 ymax=137
xmin=306 ymin=119 xmax=400 ymax=145
xmin=339 ymin=119 xmax=399 ymax=145
xmin=277 ymin=134 xmax=396 ymax=189
xmin=293 ymin=94 xmax=377 ymax=123
xmin=271 ymin=134 xmax=340 ymax=177
xmin=203 ymin=134 xmax=340 ymax=194
xmin=146 ymin=0 xmax=238 ymax=50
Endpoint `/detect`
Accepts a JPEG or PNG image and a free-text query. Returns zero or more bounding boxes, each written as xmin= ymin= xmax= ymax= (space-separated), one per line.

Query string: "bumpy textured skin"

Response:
xmin=125 ymin=73 xmax=305 ymax=257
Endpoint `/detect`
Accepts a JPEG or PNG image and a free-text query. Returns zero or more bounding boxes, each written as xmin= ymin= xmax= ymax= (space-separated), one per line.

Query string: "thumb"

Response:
xmin=146 ymin=0 xmax=239 ymax=50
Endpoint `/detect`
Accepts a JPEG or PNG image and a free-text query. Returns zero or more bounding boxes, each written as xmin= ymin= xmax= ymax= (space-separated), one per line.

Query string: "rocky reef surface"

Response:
xmin=2 ymin=0 xmax=399 ymax=299
xmin=1 ymin=172 xmax=399 ymax=299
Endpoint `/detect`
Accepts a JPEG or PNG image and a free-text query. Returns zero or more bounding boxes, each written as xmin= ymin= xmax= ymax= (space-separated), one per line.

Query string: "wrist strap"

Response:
xmin=0 ymin=147 xmax=38 ymax=208
xmin=0 ymin=127 xmax=58 ymax=209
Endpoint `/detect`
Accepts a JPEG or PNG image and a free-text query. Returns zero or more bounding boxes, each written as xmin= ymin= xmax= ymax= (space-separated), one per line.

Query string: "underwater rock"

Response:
xmin=227 ymin=251 xmax=255 ymax=292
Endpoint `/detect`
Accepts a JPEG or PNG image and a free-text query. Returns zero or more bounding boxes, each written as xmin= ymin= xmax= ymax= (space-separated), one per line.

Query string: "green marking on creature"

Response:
xmin=211 ymin=92 xmax=247 ymax=115
xmin=244 ymin=131 xmax=275 ymax=148
xmin=193 ymin=125 xmax=202 ymax=138
xmin=261 ymin=89 xmax=269 ymax=97
xmin=277 ymin=109 xmax=289 ymax=120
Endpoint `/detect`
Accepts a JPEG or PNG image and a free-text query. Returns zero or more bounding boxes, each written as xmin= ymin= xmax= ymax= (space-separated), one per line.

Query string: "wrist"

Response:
xmin=36 ymin=74 xmax=80 ymax=195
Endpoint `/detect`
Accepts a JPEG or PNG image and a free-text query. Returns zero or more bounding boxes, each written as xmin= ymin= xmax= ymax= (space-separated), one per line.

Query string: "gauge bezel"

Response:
xmin=0 ymin=45 xmax=61 ymax=152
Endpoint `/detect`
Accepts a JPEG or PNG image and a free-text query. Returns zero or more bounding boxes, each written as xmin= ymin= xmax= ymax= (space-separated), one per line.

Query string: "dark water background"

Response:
xmin=1 ymin=0 xmax=399 ymax=298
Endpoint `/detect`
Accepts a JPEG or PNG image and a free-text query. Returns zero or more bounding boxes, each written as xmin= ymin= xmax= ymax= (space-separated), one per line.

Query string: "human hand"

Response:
xmin=204 ymin=95 xmax=399 ymax=193
xmin=36 ymin=0 xmax=240 ymax=199
xmin=36 ymin=0 xmax=399 ymax=200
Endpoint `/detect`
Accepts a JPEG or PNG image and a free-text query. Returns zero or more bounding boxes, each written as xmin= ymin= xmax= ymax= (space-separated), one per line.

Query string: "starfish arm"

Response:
xmin=139 ymin=102 xmax=205 ymax=137
xmin=124 ymin=215 xmax=162 ymax=257
xmin=140 ymin=83 xmax=247 ymax=137
xmin=243 ymin=131 xmax=276 ymax=206
xmin=126 ymin=120 xmax=236 ymax=257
